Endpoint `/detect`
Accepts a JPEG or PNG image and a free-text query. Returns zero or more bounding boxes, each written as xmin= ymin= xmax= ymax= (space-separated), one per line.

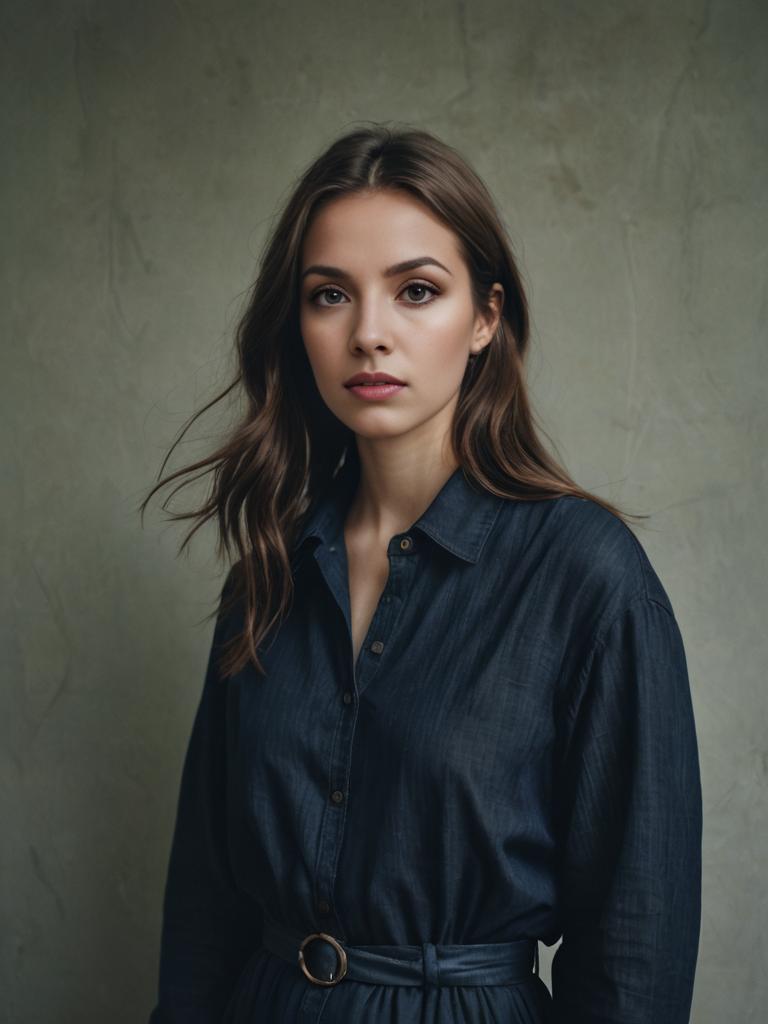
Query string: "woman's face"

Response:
xmin=299 ymin=188 xmax=503 ymax=449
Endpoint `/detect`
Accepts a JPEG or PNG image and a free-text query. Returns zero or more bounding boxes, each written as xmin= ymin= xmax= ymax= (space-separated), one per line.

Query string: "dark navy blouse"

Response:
xmin=148 ymin=454 xmax=702 ymax=1023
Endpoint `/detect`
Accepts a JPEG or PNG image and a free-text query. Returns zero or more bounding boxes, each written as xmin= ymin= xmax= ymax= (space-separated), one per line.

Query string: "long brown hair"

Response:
xmin=139 ymin=121 xmax=647 ymax=680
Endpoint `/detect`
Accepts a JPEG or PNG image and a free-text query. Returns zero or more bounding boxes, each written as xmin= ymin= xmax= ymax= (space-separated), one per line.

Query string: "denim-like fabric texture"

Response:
xmin=148 ymin=455 xmax=702 ymax=1023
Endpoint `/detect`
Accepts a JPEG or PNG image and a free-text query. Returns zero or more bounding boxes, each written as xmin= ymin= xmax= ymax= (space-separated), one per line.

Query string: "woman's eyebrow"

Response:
xmin=301 ymin=256 xmax=452 ymax=281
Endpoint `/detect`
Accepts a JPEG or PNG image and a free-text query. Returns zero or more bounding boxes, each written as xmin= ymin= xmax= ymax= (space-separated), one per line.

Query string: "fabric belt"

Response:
xmin=261 ymin=914 xmax=539 ymax=988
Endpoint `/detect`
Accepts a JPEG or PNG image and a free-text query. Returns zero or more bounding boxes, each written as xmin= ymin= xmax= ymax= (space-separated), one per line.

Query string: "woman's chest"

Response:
xmin=345 ymin=535 xmax=391 ymax=668
xmin=227 ymin=554 xmax=563 ymax=803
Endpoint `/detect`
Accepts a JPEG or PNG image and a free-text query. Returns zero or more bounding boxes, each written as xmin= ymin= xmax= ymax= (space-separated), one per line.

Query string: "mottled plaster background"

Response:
xmin=2 ymin=0 xmax=766 ymax=1021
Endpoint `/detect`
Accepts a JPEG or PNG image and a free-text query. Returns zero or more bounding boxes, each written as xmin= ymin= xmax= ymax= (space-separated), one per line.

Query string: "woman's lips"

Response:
xmin=346 ymin=382 xmax=407 ymax=401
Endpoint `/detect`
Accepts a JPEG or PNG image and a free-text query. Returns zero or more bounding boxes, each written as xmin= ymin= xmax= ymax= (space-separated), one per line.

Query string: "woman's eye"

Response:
xmin=311 ymin=287 xmax=347 ymax=306
xmin=402 ymin=282 xmax=438 ymax=304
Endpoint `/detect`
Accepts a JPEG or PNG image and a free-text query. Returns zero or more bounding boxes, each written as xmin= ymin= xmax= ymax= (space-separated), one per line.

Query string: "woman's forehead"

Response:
xmin=301 ymin=192 xmax=463 ymax=272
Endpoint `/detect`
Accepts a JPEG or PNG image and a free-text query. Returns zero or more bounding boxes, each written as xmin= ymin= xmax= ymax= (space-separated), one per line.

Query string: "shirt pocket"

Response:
xmin=382 ymin=631 xmax=560 ymax=801
xmin=448 ymin=631 xmax=559 ymax=776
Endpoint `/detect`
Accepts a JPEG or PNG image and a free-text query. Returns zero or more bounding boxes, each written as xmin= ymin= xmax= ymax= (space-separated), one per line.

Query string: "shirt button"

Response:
xmin=330 ymin=789 xmax=345 ymax=804
xmin=317 ymin=899 xmax=331 ymax=915
xmin=342 ymin=691 xmax=354 ymax=705
xmin=370 ymin=640 xmax=384 ymax=654
xmin=399 ymin=536 xmax=412 ymax=551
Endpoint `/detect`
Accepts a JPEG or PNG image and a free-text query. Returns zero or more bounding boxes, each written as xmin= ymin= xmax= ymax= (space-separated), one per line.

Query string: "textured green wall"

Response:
xmin=2 ymin=1 xmax=766 ymax=1021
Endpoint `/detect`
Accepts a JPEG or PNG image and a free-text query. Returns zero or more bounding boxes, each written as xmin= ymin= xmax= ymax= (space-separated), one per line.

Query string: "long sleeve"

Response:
xmin=148 ymin=579 xmax=263 ymax=1023
xmin=551 ymin=595 xmax=703 ymax=1024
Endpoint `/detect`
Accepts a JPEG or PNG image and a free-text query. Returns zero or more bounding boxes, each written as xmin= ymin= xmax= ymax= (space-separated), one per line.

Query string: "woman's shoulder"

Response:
xmin=497 ymin=492 xmax=675 ymax=620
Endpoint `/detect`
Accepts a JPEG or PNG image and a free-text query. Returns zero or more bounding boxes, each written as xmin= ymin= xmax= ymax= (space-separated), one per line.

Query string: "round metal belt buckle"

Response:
xmin=298 ymin=931 xmax=349 ymax=986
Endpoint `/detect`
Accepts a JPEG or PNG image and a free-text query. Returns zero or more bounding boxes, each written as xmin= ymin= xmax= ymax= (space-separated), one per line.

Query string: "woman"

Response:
xmin=143 ymin=123 xmax=702 ymax=1023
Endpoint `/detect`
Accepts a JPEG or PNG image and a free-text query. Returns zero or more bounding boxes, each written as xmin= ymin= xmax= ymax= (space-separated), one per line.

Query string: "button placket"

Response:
xmin=352 ymin=536 xmax=417 ymax=698
xmin=313 ymin=692 xmax=354 ymax=936
xmin=310 ymin=531 xmax=420 ymax=947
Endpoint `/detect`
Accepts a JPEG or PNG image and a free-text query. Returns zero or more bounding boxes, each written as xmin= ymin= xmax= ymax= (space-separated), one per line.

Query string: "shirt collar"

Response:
xmin=291 ymin=452 xmax=505 ymax=567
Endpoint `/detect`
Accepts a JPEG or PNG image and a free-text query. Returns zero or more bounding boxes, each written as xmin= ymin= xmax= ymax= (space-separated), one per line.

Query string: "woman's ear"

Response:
xmin=471 ymin=283 xmax=505 ymax=357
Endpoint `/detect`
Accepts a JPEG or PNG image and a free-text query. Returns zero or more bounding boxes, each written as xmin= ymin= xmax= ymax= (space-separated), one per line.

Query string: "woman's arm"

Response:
xmin=148 ymin=574 xmax=262 ymax=1023
xmin=552 ymin=595 xmax=703 ymax=1023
